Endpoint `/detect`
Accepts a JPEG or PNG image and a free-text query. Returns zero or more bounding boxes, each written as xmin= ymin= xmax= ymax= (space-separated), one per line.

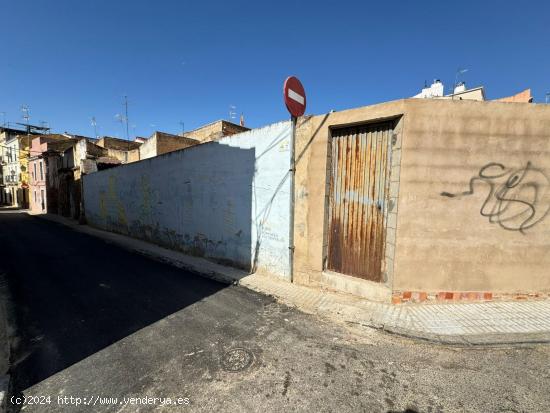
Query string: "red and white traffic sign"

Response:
xmin=283 ymin=76 xmax=306 ymax=117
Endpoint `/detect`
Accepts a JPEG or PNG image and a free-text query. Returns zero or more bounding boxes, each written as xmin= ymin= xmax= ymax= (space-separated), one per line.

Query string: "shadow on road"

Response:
xmin=0 ymin=212 xmax=228 ymax=393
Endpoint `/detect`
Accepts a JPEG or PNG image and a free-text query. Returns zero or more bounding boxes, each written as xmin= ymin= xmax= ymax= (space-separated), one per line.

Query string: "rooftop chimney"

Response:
xmin=454 ymin=82 xmax=467 ymax=94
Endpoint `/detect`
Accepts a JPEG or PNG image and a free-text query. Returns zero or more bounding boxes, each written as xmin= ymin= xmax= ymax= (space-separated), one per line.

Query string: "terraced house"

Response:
xmin=1 ymin=129 xmax=33 ymax=207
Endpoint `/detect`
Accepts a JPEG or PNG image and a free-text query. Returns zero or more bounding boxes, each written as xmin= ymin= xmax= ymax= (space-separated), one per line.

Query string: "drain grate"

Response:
xmin=220 ymin=348 xmax=254 ymax=372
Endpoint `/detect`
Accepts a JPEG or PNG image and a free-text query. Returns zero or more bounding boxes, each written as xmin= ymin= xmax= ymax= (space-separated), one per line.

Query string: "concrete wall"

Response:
xmin=83 ymin=121 xmax=291 ymax=278
xmin=395 ymin=99 xmax=550 ymax=294
xmin=138 ymin=136 xmax=157 ymax=160
xmin=294 ymin=98 xmax=550 ymax=299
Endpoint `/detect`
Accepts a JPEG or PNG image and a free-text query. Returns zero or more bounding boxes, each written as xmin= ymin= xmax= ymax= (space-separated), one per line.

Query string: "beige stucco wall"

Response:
xmin=395 ymin=99 xmax=550 ymax=293
xmin=293 ymin=100 xmax=405 ymax=300
xmin=294 ymin=98 xmax=550 ymax=298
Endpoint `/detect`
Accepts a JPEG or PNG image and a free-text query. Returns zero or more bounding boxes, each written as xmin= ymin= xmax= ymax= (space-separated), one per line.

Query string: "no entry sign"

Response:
xmin=283 ymin=76 xmax=306 ymax=117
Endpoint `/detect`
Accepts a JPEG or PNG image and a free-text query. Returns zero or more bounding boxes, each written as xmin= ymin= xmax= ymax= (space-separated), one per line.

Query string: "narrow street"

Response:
xmin=1 ymin=211 xmax=549 ymax=412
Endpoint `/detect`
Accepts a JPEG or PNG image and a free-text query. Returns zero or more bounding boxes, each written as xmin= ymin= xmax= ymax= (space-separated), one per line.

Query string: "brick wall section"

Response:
xmin=391 ymin=290 xmax=548 ymax=304
xmin=97 ymin=137 xmax=142 ymax=151
xmin=222 ymin=121 xmax=250 ymax=137
xmin=155 ymin=132 xmax=200 ymax=156
xmin=184 ymin=120 xmax=249 ymax=143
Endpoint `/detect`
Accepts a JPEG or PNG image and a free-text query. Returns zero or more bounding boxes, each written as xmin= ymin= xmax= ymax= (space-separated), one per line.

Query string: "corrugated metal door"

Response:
xmin=327 ymin=122 xmax=393 ymax=282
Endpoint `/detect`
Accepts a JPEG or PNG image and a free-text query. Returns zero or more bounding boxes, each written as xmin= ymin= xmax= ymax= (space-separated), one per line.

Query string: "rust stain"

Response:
xmin=327 ymin=123 xmax=392 ymax=282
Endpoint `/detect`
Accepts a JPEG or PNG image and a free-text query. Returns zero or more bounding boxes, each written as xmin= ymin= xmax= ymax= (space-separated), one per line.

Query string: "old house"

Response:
xmin=96 ymin=136 xmax=141 ymax=163
xmin=1 ymin=133 xmax=33 ymax=208
xmin=0 ymin=127 xmax=28 ymax=205
xmin=58 ymin=138 xmax=120 ymax=219
xmin=0 ymin=124 xmax=50 ymax=207
xmin=28 ymin=135 xmax=75 ymax=214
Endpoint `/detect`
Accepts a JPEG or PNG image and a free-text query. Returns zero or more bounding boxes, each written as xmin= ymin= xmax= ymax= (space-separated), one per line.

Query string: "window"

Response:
xmin=33 ymin=162 xmax=37 ymax=181
xmin=39 ymin=161 xmax=44 ymax=181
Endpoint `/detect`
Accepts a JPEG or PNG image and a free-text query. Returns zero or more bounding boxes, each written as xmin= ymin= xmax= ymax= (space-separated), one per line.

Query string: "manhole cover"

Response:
xmin=220 ymin=348 xmax=254 ymax=372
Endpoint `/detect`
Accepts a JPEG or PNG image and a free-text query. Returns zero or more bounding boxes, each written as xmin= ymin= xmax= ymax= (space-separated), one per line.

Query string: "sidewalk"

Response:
xmin=33 ymin=212 xmax=550 ymax=346
xmin=0 ymin=259 xmax=10 ymax=412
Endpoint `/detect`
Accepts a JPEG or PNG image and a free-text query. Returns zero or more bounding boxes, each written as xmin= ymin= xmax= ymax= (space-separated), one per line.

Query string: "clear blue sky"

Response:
xmin=1 ymin=0 xmax=549 ymax=139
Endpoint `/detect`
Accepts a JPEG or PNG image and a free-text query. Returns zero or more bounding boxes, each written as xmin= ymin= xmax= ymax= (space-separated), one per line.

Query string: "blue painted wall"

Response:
xmin=83 ymin=121 xmax=291 ymax=278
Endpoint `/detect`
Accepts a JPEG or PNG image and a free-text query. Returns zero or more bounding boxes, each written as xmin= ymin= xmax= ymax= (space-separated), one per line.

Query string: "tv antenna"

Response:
xmin=114 ymin=113 xmax=126 ymax=138
xmin=453 ymin=68 xmax=468 ymax=90
xmin=21 ymin=105 xmax=30 ymax=126
xmin=179 ymin=121 xmax=185 ymax=135
xmin=123 ymin=95 xmax=130 ymax=140
xmin=91 ymin=117 xmax=98 ymax=138
xmin=115 ymin=97 xmax=130 ymax=140
xmin=229 ymin=105 xmax=237 ymax=120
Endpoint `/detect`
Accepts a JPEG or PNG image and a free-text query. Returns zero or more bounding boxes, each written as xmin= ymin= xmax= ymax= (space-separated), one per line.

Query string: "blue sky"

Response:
xmin=1 ymin=0 xmax=549 ymax=139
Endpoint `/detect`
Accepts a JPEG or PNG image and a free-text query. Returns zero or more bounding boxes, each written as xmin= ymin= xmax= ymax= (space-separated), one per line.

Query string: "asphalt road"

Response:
xmin=1 ymin=211 xmax=550 ymax=413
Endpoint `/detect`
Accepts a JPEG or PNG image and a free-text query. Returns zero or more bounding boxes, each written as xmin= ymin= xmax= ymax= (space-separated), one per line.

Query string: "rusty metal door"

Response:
xmin=327 ymin=122 xmax=393 ymax=282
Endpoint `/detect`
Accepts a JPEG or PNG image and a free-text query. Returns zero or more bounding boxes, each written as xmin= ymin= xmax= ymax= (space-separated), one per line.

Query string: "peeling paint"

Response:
xmin=83 ymin=121 xmax=292 ymax=278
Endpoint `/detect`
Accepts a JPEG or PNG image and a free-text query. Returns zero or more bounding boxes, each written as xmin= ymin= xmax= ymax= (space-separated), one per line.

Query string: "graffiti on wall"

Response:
xmin=441 ymin=161 xmax=550 ymax=233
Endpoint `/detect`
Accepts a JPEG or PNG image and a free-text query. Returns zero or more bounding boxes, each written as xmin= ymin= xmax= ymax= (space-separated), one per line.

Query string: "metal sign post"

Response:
xmin=288 ymin=115 xmax=296 ymax=282
xmin=283 ymin=76 xmax=306 ymax=282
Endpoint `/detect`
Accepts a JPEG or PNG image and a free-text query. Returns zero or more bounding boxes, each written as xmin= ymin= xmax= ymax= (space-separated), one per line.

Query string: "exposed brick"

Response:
xmin=393 ymin=289 xmax=548 ymax=305
xmin=184 ymin=120 xmax=249 ymax=143
xmin=467 ymin=292 xmax=477 ymax=301
xmin=391 ymin=296 xmax=402 ymax=305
